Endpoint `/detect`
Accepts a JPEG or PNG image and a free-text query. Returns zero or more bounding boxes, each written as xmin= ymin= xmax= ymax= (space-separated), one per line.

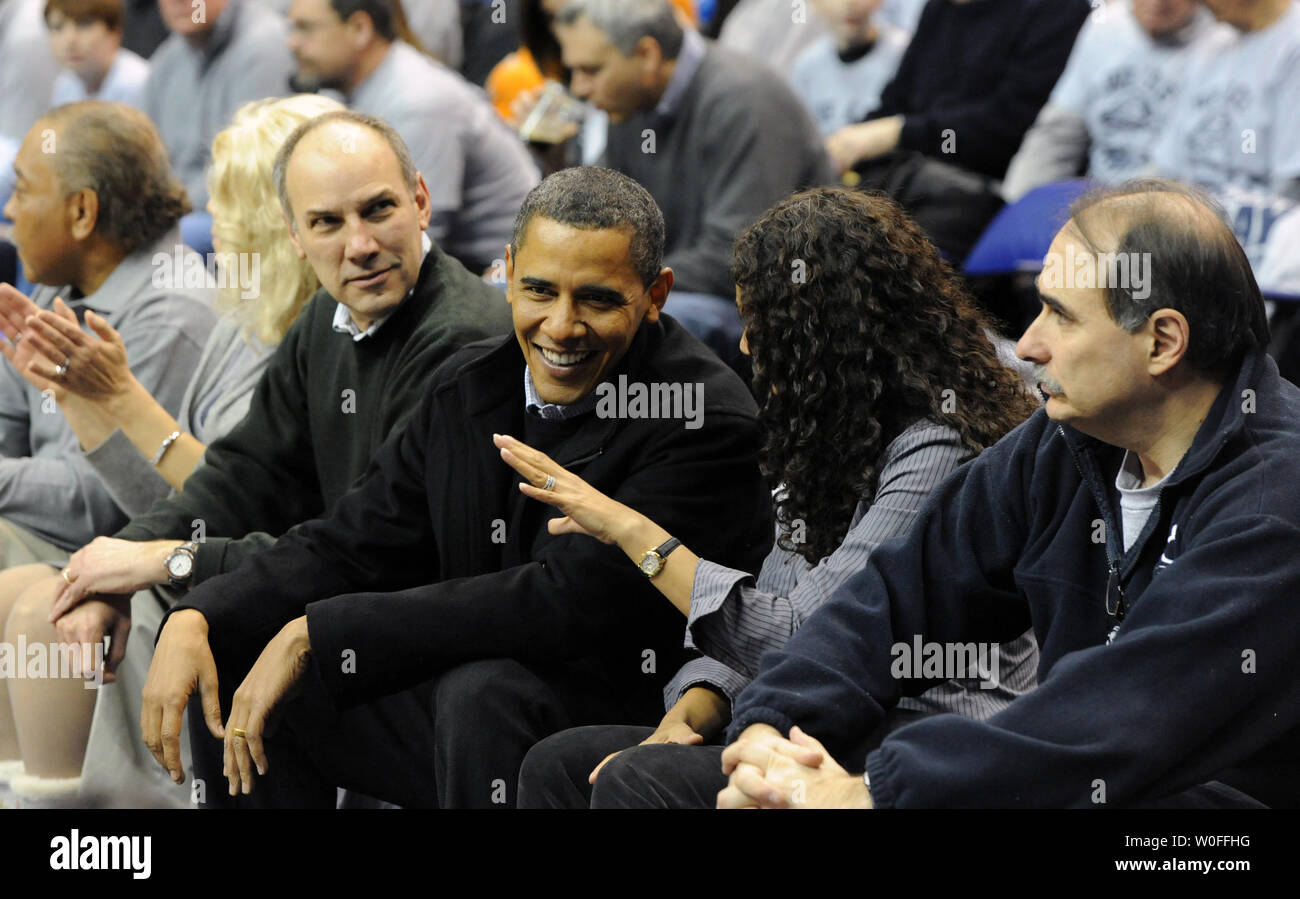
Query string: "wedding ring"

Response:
xmin=61 ymin=568 xmax=74 ymax=585
xmin=54 ymin=357 xmax=70 ymax=377
xmin=542 ymin=475 xmax=556 ymax=491
xmin=231 ymin=727 xmax=247 ymax=739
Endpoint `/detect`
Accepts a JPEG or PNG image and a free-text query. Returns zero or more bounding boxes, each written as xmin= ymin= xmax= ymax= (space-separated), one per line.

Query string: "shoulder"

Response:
xmin=229 ymin=0 xmax=288 ymax=49
xmin=145 ymin=35 xmax=187 ymax=75
xmin=641 ymin=315 xmax=757 ymax=419
xmin=414 ymin=251 xmax=513 ymax=336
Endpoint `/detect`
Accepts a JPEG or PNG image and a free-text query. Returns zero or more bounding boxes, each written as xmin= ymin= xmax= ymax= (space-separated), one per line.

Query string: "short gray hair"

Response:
xmin=511 ymin=167 xmax=665 ymax=287
xmin=556 ymin=0 xmax=684 ymax=58
xmin=43 ymin=101 xmax=190 ymax=253
xmin=272 ymin=109 xmax=419 ymax=229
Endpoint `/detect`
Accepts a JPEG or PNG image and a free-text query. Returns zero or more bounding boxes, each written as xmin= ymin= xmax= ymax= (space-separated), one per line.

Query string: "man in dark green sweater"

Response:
xmin=52 ymin=111 xmax=511 ymax=669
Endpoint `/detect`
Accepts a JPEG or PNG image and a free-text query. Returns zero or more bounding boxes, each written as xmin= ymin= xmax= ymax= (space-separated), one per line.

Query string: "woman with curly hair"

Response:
xmin=498 ymin=186 xmax=1041 ymax=808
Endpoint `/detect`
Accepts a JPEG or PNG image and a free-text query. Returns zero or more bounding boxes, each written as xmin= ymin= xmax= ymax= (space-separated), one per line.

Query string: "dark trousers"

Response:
xmin=189 ymin=657 xmax=661 ymax=809
xmin=520 ymin=714 xmax=1271 ymax=809
xmin=518 ymin=727 xmax=732 ymax=809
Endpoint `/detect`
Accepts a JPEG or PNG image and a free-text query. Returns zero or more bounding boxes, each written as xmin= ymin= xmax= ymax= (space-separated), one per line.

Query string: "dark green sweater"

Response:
xmin=115 ymin=246 xmax=512 ymax=584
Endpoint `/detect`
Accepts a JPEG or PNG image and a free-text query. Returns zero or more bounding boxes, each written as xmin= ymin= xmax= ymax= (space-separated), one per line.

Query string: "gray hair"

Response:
xmin=511 ymin=167 xmax=665 ymax=287
xmin=556 ymin=0 xmax=684 ymax=58
xmin=272 ymin=109 xmax=419 ymax=229
xmin=43 ymin=101 xmax=189 ymax=253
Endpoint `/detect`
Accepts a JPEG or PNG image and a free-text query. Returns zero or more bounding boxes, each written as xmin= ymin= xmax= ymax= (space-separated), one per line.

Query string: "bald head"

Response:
xmin=1064 ymin=180 xmax=1268 ymax=379
xmin=273 ymin=109 xmax=419 ymax=230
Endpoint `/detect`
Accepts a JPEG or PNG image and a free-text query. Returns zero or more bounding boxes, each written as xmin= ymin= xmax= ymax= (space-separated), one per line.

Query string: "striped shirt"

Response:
xmin=664 ymin=417 xmax=1039 ymax=720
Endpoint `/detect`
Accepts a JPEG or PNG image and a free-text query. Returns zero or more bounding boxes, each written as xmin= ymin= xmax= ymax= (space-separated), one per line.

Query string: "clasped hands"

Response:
xmin=717 ymin=723 xmax=873 ymax=809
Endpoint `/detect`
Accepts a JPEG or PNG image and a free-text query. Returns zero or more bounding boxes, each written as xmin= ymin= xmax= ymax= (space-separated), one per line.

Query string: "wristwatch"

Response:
xmin=164 ymin=541 xmax=199 ymax=588
xmin=637 ymin=537 xmax=681 ymax=578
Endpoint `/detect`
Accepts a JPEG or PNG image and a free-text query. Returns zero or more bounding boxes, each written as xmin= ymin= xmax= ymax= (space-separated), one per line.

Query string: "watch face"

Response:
xmin=639 ymin=553 xmax=662 ymax=576
xmin=167 ymin=554 xmax=192 ymax=578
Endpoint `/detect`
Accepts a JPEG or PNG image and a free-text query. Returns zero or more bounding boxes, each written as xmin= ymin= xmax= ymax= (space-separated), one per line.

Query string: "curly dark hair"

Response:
xmin=731 ymin=188 xmax=1038 ymax=564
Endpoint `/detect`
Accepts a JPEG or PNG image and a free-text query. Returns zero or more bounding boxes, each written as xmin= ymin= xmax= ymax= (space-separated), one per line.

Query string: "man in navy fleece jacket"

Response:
xmin=718 ymin=180 xmax=1300 ymax=809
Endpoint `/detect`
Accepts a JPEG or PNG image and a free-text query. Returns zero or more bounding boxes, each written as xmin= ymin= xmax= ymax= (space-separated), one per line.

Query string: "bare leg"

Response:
xmin=0 ymin=563 xmax=60 ymax=761
xmin=4 ymin=575 xmax=97 ymax=778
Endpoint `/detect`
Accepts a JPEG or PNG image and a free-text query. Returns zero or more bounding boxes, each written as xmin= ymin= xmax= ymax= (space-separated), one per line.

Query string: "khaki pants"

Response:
xmin=0 ymin=516 xmax=70 ymax=569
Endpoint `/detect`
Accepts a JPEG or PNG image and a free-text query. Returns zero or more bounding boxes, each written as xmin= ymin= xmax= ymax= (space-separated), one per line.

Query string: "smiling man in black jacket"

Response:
xmin=704 ymin=180 xmax=1300 ymax=809
xmin=140 ymin=166 xmax=773 ymax=808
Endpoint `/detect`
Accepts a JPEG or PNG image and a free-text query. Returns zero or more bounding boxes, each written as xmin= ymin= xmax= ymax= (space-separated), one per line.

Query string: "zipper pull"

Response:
xmin=1105 ymin=559 xmax=1126 ymax=621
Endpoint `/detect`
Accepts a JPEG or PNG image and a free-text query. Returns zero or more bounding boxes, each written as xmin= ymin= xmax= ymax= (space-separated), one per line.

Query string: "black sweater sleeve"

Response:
xmin=113 ymin=305 xmax=322 ymax=579
xmin=872 ymin=0 xmax=1091 ymax=178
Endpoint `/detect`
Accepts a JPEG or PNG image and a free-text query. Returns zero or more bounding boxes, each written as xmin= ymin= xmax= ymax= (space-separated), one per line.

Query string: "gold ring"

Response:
xmin=231 ymin=727 xmax=247 ymax=738
xmin=61 ymin=568 xmax=74 ymax=585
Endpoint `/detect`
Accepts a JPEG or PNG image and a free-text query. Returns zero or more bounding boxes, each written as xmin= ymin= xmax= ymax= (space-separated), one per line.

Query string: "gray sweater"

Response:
xmin=83 ymin=314 xmax=274 ymax=518
xmin=143 ymin=0 xmax=293 ymax=207
xmin=602 ymin=35 xmax=833 ymax=298
xmin=0 ymin=228 xmax=216 ymax=549
xmin=349 ymin=41 xmax=539 ymax=268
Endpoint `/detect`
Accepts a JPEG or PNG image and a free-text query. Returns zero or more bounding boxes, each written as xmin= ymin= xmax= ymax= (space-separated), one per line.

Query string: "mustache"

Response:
xmin=1032 ymin=366 xmax=1064 ymax=395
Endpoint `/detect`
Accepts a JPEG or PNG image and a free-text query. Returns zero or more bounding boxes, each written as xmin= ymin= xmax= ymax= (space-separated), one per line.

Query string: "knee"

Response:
xmin=434 ymin=658 xmax=545 ymax=717
xmin=4 ymin=576 xmax=59 ymax=641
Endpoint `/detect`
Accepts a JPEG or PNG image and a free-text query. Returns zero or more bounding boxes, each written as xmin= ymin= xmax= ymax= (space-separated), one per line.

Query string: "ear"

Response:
xmin=283 ymin=211 xmax=307 ymax=260
xmin=643 ymin=266 xmax=673 ymax=323
xmin=346 ymin=10 xmax=376 ymax=47
xmin=634 ymin=35 xmax=664 ymax=79
xmin=66 ymin=188 xmax=98 ymax=241
xmin=504 ymin=243 xmax=516 ymax=304
xmin=1147 ymin=307 xmax=1192 ymax=376
xmin=412 ymin=173 xmax=432 ymax=232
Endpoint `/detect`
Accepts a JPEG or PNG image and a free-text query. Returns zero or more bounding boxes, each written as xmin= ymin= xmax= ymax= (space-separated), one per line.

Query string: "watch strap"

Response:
xmin=653 ymin=536 xmax=681 ymax=558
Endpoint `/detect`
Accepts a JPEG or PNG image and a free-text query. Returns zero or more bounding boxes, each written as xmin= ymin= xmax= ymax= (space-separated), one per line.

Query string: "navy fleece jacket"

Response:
xmin=729 ymin=350 xmax=1300 ymax=808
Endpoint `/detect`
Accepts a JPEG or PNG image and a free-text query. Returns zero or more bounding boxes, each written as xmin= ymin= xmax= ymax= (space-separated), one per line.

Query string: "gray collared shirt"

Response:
xmin=331 ymin=233 xmax=432 ymax=342
xmin=654 ymin=27 xmax=706 ymax=120
xmin=0 ymin=227 xmax=217 ymax=550
xmin=143 ymin=0 xmax=293 ymax=207
xmin=523 ymin=366 xmax=599 ymax=420
xmin=665 ymin=419 xmax=1039 ymax=717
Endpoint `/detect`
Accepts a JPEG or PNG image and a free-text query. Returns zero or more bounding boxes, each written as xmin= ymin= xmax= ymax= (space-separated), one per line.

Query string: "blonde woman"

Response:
xmin=0 ymin=93 xmax=343 ymax=808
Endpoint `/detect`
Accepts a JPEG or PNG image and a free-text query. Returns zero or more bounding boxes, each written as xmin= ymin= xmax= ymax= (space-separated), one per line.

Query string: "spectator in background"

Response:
xmin=1003 ymin=0 xmax=1214 ymax=202
xmin=45 ymin=0 xmax=150 ymax=108
xmin=0 ymin=101 xmax=215 ymax=569
xmin=120 ymin=0 xmax=165 ymax=56
xmin=791 ymin=0 xmax=910 ymax=136
xmin=287 ymin=0 xmax=538 ymax=272
xmin=825 ymin=0 xmax=1091 ymax=261
xmin=0 ymin=0 xmax=61 ymax=208
xmin=1149 ymin=0 xmax=1300 ymax=287
xmin=144 ymin=0 xmax=293 ymax=207
xmin=717 ymin=0 xmax=830 ymax=74
xmin=401 ymin=0 xmax=462 ymax=67
xmin=553 ymin=0 xmax=831 ymax=360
